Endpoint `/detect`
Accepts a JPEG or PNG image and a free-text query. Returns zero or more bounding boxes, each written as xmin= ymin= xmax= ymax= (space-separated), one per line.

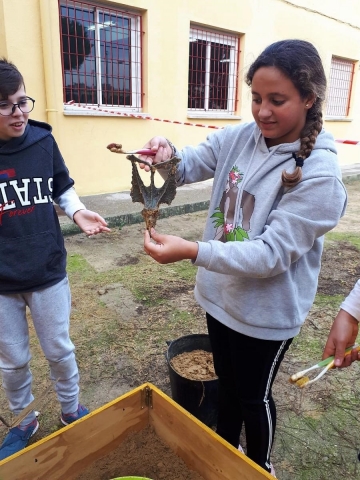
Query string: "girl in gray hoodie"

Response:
xmin=142 ymin=39 xmax=347 ymax=476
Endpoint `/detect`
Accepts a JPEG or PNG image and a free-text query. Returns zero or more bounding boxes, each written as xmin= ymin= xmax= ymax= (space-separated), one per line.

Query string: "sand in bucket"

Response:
xmin=166 ymin=334 xmax=219 ymax=427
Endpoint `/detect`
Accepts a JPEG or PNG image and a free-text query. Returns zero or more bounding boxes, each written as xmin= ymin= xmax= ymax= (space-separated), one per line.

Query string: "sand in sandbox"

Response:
xmin=75 ymin=425 xmax=205 ymax=480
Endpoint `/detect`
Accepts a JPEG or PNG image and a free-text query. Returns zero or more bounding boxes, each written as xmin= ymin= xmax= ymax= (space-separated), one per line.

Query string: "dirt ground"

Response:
xmin=0 ymin=181 xmax=359 ymax=480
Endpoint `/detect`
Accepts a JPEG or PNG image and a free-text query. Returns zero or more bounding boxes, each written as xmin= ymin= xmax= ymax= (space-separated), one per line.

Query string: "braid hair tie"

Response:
xmin=292 ymin=153 xmax=304 ymax=168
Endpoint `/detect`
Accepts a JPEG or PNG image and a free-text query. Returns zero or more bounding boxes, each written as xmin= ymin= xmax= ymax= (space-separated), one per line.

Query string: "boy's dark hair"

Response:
xmin=0 ymin=57 xmax=25 ymax=100
xmin=245 ymin=39 xmax=327 ymax=187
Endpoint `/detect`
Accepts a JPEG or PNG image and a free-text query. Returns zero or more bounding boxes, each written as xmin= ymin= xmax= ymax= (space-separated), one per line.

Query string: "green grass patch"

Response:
xmin=67 ymin=253 xmax=94 ymax=274
xmin=169 ymin=260 xmax=197 ymax=282
xmin=313 ymin=294 xmax=344 ymax=309
xmin=325 ymin=232 xmax=360 ymax=250
xmin=275 ymin=390 xmax=360 ymax=479
xmin=290 ymin=334 xmax=324 ymax=362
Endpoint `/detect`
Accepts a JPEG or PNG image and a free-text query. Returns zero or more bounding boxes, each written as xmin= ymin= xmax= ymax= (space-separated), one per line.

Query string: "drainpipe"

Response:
xmin=39 ymin=0 xmax=61 ymax=141
xmin=0 ymin=1 xmax=8 ymax=58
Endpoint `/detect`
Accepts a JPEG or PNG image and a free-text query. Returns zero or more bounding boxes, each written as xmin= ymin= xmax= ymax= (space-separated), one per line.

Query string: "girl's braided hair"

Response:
xmin=0 ymin=57 xmax=25 ymax=100
xmin=245 ymin=40 xmax=326 ymax=187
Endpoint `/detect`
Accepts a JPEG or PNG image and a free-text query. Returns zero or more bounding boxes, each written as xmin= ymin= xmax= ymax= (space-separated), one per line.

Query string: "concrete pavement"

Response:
xmin=58 ymin=179 xmax=214 ymax=235
xmin=59 ymin=164 xmax=360 ymax=236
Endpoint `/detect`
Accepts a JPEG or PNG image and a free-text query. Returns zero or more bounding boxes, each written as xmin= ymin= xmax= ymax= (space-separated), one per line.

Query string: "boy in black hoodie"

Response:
xmin=0 ymin=58 xmax=110 ymax=460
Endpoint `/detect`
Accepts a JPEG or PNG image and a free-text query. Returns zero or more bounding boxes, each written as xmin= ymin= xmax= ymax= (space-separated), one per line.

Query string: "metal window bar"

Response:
xmin=326 ymin=57 xmax=354 ymax=117
xmin=58 ymin=0 xmax=142 ymax=109
xmin=188 ymin=27 xmax=239 ymax=114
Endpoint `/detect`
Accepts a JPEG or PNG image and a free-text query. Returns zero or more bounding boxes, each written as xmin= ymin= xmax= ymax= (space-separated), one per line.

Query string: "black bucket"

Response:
xmin=166 ymin=334 xmax=218 ymax=428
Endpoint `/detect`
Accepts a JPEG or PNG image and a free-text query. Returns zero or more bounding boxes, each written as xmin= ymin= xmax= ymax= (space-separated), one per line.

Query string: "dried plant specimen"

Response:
xmin=126 ymin=154 xmax=180 ymax=233
xmin=107 ymin=143 xmax=180 ymax=232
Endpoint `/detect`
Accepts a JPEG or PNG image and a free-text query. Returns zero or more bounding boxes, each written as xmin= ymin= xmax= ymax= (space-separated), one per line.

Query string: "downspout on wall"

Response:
xmin=0 ymin=0 xmax=8 ymax=58
xmin=39 ymin=0 xmax=62 ymax=142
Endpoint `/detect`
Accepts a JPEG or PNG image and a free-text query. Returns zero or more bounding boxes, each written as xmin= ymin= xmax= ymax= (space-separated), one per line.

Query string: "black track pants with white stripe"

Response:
xmin=206 ymin=313 xmax=293 ymax=473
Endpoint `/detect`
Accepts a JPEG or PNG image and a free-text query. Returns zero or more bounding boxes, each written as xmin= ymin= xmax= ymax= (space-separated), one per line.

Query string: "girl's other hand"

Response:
xmin=322 ymin=309 xmax=359 ymax=367
xmin=138 ymin=137 xmax=173 ymax=171
xmin=144 ymin=228 xmax=198 ymax=264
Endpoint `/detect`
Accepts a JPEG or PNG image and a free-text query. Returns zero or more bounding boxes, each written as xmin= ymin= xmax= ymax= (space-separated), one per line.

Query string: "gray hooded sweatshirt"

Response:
xmin=172 ymin=122 xmax=347 ymax=340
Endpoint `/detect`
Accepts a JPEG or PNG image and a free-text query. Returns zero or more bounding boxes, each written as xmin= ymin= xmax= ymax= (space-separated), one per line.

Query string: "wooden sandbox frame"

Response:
xmin=0 ymin=383 xmax=272 ymax=479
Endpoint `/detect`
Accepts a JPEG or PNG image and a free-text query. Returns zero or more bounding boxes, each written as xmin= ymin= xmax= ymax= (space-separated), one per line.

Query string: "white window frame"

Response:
xmin=60 ymin=1 xmax=142 ymax=115
xmin=326 ymin=56 xmax=355 ymax=118
xmin=188 ymin=27 xmax=239 ymax=118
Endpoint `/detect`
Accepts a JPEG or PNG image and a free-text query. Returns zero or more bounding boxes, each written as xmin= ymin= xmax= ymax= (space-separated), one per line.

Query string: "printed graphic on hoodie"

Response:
xmin=0 ymin=169 xmax=16 ymax=180
xmin=211 ymin=166 xmax=254 ymax=242
xmin=0 ymin=175 xmax=53 ymax=226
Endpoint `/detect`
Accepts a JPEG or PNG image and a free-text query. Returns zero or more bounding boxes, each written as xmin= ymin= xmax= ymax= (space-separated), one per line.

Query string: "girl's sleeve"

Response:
xmin=171 ymin=128 xmax=228 ymax=185
xmin=340 ymin=280 xmax=360 ymax=321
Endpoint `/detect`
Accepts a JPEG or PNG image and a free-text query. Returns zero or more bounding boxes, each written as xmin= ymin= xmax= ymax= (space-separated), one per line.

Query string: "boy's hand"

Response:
xmin=322 ymin=309 xmax=359 ymax=367
xmin=73 ymin=209 xmax=111 ymax=236
xmin=144 ymin=228 xmax=198 ymax=264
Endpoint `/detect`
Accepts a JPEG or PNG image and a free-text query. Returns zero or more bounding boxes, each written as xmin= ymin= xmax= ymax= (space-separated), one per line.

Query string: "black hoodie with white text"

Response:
xmin=0 ymin=119 xmax=74 ymax=293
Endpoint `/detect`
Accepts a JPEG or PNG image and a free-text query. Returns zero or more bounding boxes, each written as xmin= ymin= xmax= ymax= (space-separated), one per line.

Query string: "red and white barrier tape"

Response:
xmin=335 ymin=139 xmax=360 ymax=145
xmin=65 ymin=101 xmax=223 ymax=129
xmin=65 ymin=102 xmax=360 ymax=143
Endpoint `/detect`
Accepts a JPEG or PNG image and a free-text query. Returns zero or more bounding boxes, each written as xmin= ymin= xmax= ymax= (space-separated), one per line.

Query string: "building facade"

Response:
xmin=0 ymin=0 xmax=359 ymax=195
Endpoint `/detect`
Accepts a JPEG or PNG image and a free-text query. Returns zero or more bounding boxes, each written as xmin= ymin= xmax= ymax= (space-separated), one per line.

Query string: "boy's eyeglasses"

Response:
xmin=0 ymin=97 xmax=35 ymax=116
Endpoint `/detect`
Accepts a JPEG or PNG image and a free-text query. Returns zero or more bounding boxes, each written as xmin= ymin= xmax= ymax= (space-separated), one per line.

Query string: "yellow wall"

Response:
xmin=1 ymin=0 xmax=360 ymax=194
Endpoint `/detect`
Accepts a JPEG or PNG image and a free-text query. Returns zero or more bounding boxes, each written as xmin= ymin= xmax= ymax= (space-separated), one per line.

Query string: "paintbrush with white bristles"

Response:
xmin=289 ymin=344 xmax=359 ymax=388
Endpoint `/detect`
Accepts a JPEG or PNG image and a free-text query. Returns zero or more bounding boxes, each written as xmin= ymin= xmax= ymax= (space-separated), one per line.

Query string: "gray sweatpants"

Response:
xmin=0 ymin=277 xmax=80 ymax=426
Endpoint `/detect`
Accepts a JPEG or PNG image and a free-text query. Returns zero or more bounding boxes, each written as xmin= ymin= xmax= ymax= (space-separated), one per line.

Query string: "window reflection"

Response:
xmin=60 ymin=2 xmax=141 ymax=108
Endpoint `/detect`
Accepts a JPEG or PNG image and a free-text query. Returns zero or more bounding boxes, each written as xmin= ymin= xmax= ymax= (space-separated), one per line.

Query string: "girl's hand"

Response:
xmin=73 ymin=209 xmax=111 ymax=236
xmin=322 ymin=309 xmax=359 ymax=367
xmin=138 ymin=137 xmax=173 ymax=171
xmin=144 ymin=228 xmax=198 ymax=264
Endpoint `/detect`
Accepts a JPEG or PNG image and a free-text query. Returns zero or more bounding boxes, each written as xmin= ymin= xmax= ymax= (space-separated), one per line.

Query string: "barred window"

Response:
xmin=326 ymin=57 xmax=355 ymax=117
xmin=59 ymin=0 xmax=142 ymax=110
xmin=188 ymin=26 xmax=239 ymax=115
